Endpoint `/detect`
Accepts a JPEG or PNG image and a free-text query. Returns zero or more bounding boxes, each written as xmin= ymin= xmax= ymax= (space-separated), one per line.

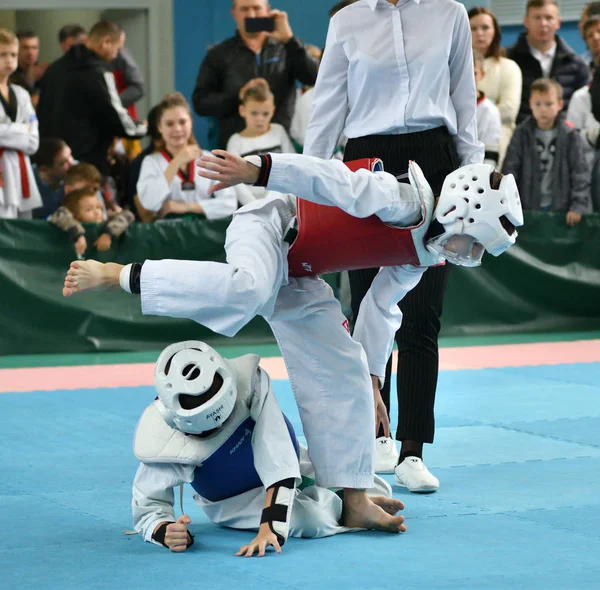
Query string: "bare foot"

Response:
xmin=343 ymin=490 xmax=407 ymax=533
xmin=63 ymin=260 xmax=123 ymax=297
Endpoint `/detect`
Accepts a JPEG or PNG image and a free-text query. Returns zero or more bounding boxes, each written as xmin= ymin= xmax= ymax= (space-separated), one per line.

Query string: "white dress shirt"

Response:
xmin=303 ymin=0 xmax=483 ymax=166
xmin=528 ymin=41 xmax=557 ymax=78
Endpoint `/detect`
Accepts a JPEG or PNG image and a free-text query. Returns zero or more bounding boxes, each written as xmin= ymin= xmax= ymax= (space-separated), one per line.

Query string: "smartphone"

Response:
xmin=245 ymin=17 xmax=275 ymax=33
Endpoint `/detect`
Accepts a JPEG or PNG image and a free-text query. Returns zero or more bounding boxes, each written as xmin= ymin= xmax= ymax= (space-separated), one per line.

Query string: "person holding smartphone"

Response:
xmin=193 ymin=0 xmax=318 ymax=149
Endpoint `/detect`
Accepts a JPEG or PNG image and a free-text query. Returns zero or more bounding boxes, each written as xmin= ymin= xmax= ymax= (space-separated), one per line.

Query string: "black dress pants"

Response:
xmin=345 ymin=128 xmax=459 ymax=443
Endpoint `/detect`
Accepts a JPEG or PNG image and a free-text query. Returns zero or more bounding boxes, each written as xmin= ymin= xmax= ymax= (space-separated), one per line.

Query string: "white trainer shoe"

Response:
xmin=374 ymin=437 xmax=399 ymax=473
xmin=394 ymin=456 xmax=439 ymax=493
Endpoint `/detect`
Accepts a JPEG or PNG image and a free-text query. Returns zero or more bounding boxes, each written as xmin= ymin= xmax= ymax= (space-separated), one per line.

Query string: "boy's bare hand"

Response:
xmin=198 ymin=150 xmax=260 ymax=194
xmin=236 ymin=523 xmax=282 ymax=557
xmin=164 ymin=515 xmax=192 ymax=553
xmin=566 ymin=211 xmax=582 ymax=227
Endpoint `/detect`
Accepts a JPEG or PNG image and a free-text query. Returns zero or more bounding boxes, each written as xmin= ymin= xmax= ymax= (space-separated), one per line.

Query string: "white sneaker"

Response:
xmin=374 ymin=437 xmax=399 ymax=473
xmin=394 ymin=456 xmax=439 ymax=493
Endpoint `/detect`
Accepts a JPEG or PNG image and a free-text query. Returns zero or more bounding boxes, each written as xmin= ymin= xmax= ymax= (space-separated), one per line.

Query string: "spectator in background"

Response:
xmin=227 ymin=82 xmax=295 ymax=205
xmin=32 ymin=138 xmax=74 ymax=219
xmin=503 ymin=78 xmax=591 ymax=225
xmin=469 ymin=7 xmax=522 ymax=164
xmin=58 ymin=24 xmax=87 ymax=53
xmin=64 ymin=162 xmax=101 ymax=195
xmin=227 ymin=83 xmax=295 ymax=157
xmin=111 ymin=40 xmax=146 ymax=160
xmin=137 ymin=92 xmax=237 ymax=221
xmin=474 ymin=52 xmax=502 ymax=168
xmin=0 ymin=28 xmax=42 ymax=219
xmin=57 ymin=20 xmax=146 ymax=176
xmin=37 ymin=24 xmax=87 ymax=138
xmin=49 ymin=186 xmax=134 ymax=257
xmin=579 ymin=2 xmax=600 ymax=67
xmin=581 ymin=12 xmax=600 ymax=76
xmin=507 ymin=0 xmax=588 ymax=124
xmin=193 ymin=0 xmax=318 ymax=149
xmin=568 ymin=17 xmax=600 ymax=212
xmin=9 ymin=31 xmax=47 ymax=107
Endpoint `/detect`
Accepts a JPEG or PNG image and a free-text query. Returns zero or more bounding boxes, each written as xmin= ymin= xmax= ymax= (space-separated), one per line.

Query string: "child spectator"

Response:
xmin=137 ymin=92 xmax=237 ymax=221
xmin=474 ymin=51 xmax=502 ymax=167
xmin=502 ymin=78 xmax=592 ymax=225
xmin=64 ymin=162 xmax=101 ymax=195
xmin=227 ymin=83 xmax=296 ymax=157
xmin=227 ymin=83 xmax=295 ymax=204
xmin=49 ymin=186 xmax=134 ymax=257
xmin=32 ymin=138 xmax=74 ymax=218
xmin=0 ymin=29 xmax=42 ymax=219
xmin=65 ymin=161 xmax=122 ymax=217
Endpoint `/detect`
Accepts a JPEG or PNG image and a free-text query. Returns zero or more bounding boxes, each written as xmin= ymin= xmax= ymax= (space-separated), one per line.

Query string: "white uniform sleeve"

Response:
xmin=200 ymin=185 xmax=238 ymax=219
xmin=0 ymin=89 xmax=39 ymax=155
xmin=449 ymin=6 xmax=484 ymax=166
xmin=249 ymin=368 xmax=302 ymax=489
xmin=303 ymin=19 xmax=349 ymax=159
xmin=353 ymin=265 xmax=428 ymax=380
xmin=132 ymin=462 xmax=192 ymax=544
xmin=265 ymin=153 xmax=422 ymax=225
xmin=137 ymin=156 xmax=171 ymax=212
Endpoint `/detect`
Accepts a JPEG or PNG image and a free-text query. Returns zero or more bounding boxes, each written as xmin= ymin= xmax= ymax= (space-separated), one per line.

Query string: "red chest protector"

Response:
xmin=287 ymin=158 xmax=432 ymax=277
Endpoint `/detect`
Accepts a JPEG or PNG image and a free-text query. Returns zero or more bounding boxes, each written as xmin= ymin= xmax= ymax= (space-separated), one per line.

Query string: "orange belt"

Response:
xmin=0 ymin=148 xmax=31 ymax=197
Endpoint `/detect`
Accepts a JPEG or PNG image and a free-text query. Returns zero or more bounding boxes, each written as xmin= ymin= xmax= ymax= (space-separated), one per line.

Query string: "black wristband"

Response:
xmin=151 ymin=522 xmax=169 ymax=547
xmin=130 ymin=262 xmax=142 ymax=295
xmin=254 ymin=154 xmax=273 ymax=187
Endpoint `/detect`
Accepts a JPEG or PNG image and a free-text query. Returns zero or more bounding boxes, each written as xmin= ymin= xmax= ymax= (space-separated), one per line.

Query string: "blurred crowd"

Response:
xmin=0 ymin=0 xmax=599 ymax=260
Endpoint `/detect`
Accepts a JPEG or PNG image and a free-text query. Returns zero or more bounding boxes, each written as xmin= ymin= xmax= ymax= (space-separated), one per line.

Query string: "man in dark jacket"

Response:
xmin=53 ymin=20 xmax=146 ymax=175
xmin=37 ymin=26 xmax=87 ymax=138
xmin=507 ymin=0 xmax=589 ymax=124
xmin=193 ymin=0 xmax=319 ymax=149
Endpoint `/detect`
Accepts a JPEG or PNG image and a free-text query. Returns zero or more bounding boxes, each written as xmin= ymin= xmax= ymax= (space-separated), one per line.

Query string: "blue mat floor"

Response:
xmin=1 ymin=363 xmax=599 ymax=589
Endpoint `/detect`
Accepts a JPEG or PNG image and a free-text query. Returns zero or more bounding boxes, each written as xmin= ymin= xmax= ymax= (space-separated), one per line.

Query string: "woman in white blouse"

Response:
xmin=137 ymin=92 xmax=237 ymax=221
xmin=303 ymin=0 xmax=483 ymax=493
xmin=469 ymin=6 xmax=523 ymax=164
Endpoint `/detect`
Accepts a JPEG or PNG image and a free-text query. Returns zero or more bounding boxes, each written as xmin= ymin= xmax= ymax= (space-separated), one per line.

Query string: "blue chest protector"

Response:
xmin=191 ymin=414 xmax=299 ymax=502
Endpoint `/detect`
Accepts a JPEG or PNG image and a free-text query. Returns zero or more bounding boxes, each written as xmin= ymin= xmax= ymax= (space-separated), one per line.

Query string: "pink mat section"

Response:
xmin=1 ymin=340 xmax=599 ymax=393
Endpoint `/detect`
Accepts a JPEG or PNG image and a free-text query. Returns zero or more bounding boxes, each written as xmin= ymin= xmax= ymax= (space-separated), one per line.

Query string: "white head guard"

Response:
xmin=154 ymin=341 xmax=237 ymax=434
xmin=427 ymin=163 xmax=524 ymax=266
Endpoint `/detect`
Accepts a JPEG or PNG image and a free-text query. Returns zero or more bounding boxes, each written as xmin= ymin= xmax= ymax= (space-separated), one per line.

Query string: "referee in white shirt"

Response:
xmin=304 ymin=0 xmax=483 ymax=492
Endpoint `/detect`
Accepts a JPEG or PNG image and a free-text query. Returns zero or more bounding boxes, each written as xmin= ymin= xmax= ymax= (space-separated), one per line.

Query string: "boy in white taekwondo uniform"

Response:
xmin=63 ymin=151 xmax=522 ymax=526
xmin=133 ymin=340 xmax=397 ymax=556
xmin=0 ymin=29 xmax=42 ymax=219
